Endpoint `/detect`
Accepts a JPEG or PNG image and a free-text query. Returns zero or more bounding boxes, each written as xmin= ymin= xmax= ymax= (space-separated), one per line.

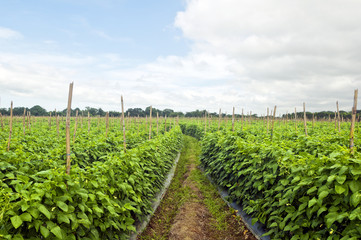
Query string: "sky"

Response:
xmin=0 ymin=0 xmax=360 ymax=115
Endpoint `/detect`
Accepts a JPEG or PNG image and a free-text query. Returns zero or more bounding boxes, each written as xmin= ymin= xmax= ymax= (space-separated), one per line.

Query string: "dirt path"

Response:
xmin=138 ymin=136 xmax=257 ymax=240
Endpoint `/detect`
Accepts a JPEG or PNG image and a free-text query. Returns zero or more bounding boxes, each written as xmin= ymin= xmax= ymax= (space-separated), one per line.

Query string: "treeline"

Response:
xmin=0 ymin=105 xmax=359 ymax=119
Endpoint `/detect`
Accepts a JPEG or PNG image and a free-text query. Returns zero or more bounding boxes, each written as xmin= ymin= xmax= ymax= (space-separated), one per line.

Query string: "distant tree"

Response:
xmin=12 ymin=107 xmax=28 ymax=116
xmin=30 ymin=105 xmax=47 ymax=116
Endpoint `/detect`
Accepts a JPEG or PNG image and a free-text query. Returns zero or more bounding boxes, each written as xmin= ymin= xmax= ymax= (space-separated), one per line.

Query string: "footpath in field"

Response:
xmin=138 ymin=136 xmax=256 ymax=240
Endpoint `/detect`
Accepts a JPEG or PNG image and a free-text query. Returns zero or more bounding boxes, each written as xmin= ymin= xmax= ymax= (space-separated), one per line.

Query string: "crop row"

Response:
xmin=0 ymin=120 xmax=183 ymax=240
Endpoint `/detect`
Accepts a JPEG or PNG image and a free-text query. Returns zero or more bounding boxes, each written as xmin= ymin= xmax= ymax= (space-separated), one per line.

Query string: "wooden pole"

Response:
xmin=49 ymin=112 xmax=52 ymax=130
xmin=27 ymin=111 xmax=31 ymax=133
xmin=56 ymin=114 xmax=59 ymax=137
xmin=267 ymin=107 xmax=269 ymax=134
xmin=271 ymin=106 xmax=276 ymax=140
xmin=164 ymin=115 xmax=167 ymax=132
xmin=232 ymin=107 xmax=235 ymax=132
xmin=294 ymin=107 xmax=297 ymax=131
xmin=218 ymin=108 xmax=221 ymax=130
xmin=336 ymin=101 xmax=341 ymax=133
xmin=7 ymin=101 xmax=13 ymax=151
xmin=88 ymin=112 xmax=90 ymax=135
xmin=0 ymin=113 xmax=3 ymax=129
xmin=73 ymin=110 xmax=79 ymax=142
xmin=65 ymin=82 xmax=74 ymax=175
xmin=121 ymin=95 xmax=126 ymax=152
xmin=105 ymin=112 xmax=109 ymax=138
xmin=23 ymin=108 xmax=26 ymax=135
xmin=149 ymin=106 xmax=152 ymax=140
xmin=204 ymin=111 xmax=207 ymax=133
xmin=350 ymin=89 xmax=358 ymax=154
xmin=241 ymin=108 xmax=244 ymax=130
xmin=303 ymin=102 xmax=308 ymax=136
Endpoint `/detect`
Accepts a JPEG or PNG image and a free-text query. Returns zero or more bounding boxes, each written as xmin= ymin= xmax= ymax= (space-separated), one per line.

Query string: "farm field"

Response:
xmin=0 ymin=115 xmax=182 ymax=239
xmin=181 ymin=116 xmax=361 ymax=239
xmin=0 ymin=110 xmax=360 ymax=240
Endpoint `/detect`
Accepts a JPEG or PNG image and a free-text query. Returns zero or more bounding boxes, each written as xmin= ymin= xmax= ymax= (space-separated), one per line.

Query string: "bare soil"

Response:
xmin=138 ymin=137 xmax=257 ymax=240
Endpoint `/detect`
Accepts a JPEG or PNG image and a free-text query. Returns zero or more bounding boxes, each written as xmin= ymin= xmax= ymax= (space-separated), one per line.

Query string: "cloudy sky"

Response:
xmin=0 ymin=0 xmax=360 ymax=115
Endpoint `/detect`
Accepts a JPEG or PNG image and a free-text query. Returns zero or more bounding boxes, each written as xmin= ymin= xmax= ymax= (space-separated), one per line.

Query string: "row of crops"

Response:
xmin=0 ymin=117 xmax=183 ymax=239
xmin=181 ymin=119 xmax=361 ymax=240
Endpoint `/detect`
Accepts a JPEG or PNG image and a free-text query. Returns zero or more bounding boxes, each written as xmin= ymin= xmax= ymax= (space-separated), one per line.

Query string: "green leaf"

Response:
xmin=307 ymin=186 xmax=317 ymax=195
xmin=319 ymin=190 xmax=329 ymax=200
xmin=335 ymin=185 xmax=346 ymax=194
xmin=351 ymin=168 xmax=361 ymax=176
xmin=10 ymin=215 xmax=23 ymax=229
xmin=56 ymin=201 xmax=68 ymax=212
xmin=51 ymin=226 xmax=63 ymax=239
xmin=327 ymin=175 xmax=336 ymax=183
xmin=40 ymin=226 xmax=50 ymax=238
xmin=317 ymin=206 xmax=327 ymax=216
xmin=351 ymin=192 xmax=361 ymax=207
xmin=308 ymin=198 xmax=317 ymax=208
xmin=251 ymin=217 xmax=258 ymax=225
xmin=38 ymin=204 xmax=51 ymax=219
xmin=57 ymin=213 xmax=70 ymax=224
xmin=20 ymin=212 xmax=32 ymax=222
xmin=349 ymin=207 xmax=361 ymax=221
xmin=326 ymin=212 xmax=338 ymax=228
xmin=336 ymin=175 xmax=347 ymax=185
xmin=349 ymin=180 xmax=361 ymax=193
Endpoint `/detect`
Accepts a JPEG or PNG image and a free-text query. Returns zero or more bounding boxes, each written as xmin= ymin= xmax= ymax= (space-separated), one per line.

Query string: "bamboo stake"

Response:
xmin=88 ymin=112 xmax=90 ymax=135
xmin=267 ymin=107 xmax=269 ymax=134
xmin=97 ymin=115 xmax=100 ymax=130
xmin=218 ymin=108 xmax=221 ymax=130
xmin=0 ymin=113 xmax=3 ymax=129
xmin=204 ymin=111 xmax=207 ymax=133
xmin=149 ymin=106 xmax=152 ymax=140
xmin=350 ymin=89 xmax=358 ymax=154
xmin=56 ymin=114 xmax=59 ymax=137
xmin=336 ymin=101 xmax=341 ymax=133
xmin=23 ymin=108 xmax=26 ymax=135
xmin=164 ymin=115 xmax=167 ymax=132
xmin=49 ymin=112 xmax=52 ymax=130
xmin=303 ymin=102 xmax=307 ymax=136
xmin=73 ymin=110 xmax=79 ymax=142
xmin=27 ymin=111 xmax=31 ymax=133
xmin=294 ymin=107 xmax=297 ymax=131
xmin=232 ymin=107 xmax=235 ymax=132
xmin=105 ymin=112 xmax=109 ymax=138
xmin=334 ymin=111 xmax=337 ymax=130
xmin=7 ymin=101 xmax=13 ymax=151
xmin=271 ymin=106 xmax=276 ymax=140
xmin=241 ymin=108 xmax=244 ymax=130
xmin=65 ymin=82 xmax=74 ymax=175
xmin=121 ymin=95 xmax=126 ymax=152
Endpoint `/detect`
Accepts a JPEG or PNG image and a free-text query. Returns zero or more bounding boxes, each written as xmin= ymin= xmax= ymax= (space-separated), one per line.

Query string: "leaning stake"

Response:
xmin=66 ymin=82 xmax=74 ymax=175
xmin=7 ymin=101 xmax=13 ymax=151
xmin=121 ymin=95 xmax=126 ymax=152
xmin=303 ymin=102 xmax=308 ymax=136
xmin=350 ymin=89 xmax=358 ymax=154
xmin=271 ymin=106 xmax=276 ymax=140
xmin=149 ymin=106 xmax=152 ymax=140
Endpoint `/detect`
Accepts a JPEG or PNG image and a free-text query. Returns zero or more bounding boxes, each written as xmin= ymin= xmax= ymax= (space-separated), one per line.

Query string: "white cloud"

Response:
xmin=0 ymin=27 xmax=22 ymax=39
xmin=1 ymin=1 xmax=361 ymax=115
xmin=172 ymin=0 xmax=361 ymax=114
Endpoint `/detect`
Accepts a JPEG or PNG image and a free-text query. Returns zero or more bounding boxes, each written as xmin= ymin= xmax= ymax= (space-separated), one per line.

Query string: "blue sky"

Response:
xmin=0 ymin=0 xmax=188 ymax=61
xmin=0 ymin=0 xmax=360 ymax=115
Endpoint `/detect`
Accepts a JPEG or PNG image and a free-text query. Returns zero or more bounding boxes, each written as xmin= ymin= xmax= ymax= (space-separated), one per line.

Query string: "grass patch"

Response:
xmin=138 ymin=136 xmax=197 ymax=240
